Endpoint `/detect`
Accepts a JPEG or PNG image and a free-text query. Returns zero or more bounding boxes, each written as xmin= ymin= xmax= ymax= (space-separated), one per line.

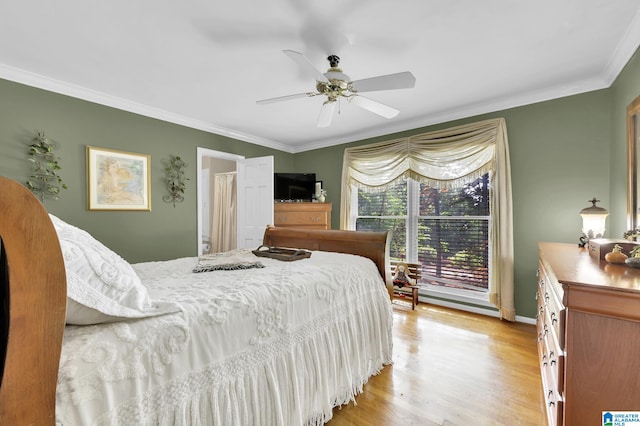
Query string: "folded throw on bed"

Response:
xmin=193 ymin=249 xmax=265 ymax=273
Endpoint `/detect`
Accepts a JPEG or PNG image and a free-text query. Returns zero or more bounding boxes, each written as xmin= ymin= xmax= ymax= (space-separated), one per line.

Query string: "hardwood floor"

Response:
xmin=328 ymin=302 xmax=546 ymax=426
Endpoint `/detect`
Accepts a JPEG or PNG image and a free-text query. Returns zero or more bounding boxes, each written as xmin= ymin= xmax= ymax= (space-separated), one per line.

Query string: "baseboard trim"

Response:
xmin=418 ymin=296 xmax=536 ymax=325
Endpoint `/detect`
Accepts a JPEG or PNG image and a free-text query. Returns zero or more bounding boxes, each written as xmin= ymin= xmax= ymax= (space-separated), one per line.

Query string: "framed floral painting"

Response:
xmin=86 ymin=146 xmax=151 ymax=211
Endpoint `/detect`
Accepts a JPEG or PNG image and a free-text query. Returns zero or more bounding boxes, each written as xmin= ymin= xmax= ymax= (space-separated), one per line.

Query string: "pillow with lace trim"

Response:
xmin=49 ymin=214 xmax=179 ymax=325
xmin=193 ymin=249 xmax=265 ymax=272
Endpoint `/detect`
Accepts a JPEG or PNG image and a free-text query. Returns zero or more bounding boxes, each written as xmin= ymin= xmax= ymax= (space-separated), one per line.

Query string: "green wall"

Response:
xmin=1 ymin=44 xmax=638 ymax=319
xmin=0 ymin=78 xmax=294 ymax=262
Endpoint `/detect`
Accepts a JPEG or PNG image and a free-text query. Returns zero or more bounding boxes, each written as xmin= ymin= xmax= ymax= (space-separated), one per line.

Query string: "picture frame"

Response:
xmin=86 ymin=146 xmax=151 ymax=211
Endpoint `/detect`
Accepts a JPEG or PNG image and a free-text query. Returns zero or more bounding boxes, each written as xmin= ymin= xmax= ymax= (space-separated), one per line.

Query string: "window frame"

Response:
xmin=352 ymin=177 xmax=492 ymax=303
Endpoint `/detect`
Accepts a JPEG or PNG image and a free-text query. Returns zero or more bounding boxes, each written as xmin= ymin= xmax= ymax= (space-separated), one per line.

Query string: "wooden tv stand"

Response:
xmin=274 ymin=202 xmax=331 ymax=230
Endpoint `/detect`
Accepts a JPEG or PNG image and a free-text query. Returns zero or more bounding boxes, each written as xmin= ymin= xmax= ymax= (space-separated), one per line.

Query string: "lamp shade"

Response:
xmin=580 ymin=197 xmax=608 ymax=238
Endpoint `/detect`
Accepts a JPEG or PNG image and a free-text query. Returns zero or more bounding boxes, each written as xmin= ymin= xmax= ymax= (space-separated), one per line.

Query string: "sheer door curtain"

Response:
xmin=340 ymin=118 xmax=515 ymax=321
xmin=211 ymin=172 xmax=237 ymax=253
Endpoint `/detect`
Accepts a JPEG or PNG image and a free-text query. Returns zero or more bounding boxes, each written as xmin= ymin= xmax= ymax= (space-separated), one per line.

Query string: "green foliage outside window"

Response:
xmin=356 ymin=174 xmax=490 ymax=292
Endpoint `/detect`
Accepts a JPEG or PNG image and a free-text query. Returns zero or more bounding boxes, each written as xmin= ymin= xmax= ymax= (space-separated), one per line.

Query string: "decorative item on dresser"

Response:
xmin=578 ymin=197 xmax=608 ymax=247
xmin=274 ymin=201 xmax=332 ymax=230
xmin=537 ymin=242 xmax=640 ymax=426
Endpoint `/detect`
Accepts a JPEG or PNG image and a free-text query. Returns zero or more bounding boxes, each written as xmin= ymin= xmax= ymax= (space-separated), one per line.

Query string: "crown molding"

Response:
xmin=2 ymin=42 xmax=636 ymax=155
xmin=602 ymin=7 xmax=640 ymax=85
xmin=293 ymin=74 xmax=611 ymax=153
xmin=0 ymin=63 xmax=295 ymax=154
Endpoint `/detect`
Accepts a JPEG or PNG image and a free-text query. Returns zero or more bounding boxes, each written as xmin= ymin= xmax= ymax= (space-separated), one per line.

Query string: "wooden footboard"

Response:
xmin=0 ymin=176 xmax=67 ymax=424
xmin=262 ymin=225 xmax=392 ymax=298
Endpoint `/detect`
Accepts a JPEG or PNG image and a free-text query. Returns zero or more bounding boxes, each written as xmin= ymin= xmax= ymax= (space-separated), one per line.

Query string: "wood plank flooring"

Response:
xmin=328 ymin=302 xmax=546 ymax=426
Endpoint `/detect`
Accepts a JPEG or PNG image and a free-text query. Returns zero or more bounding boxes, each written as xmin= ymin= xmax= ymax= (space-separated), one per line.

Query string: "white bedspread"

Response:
xmin=55 ymin=250 xmax=393 ymax=426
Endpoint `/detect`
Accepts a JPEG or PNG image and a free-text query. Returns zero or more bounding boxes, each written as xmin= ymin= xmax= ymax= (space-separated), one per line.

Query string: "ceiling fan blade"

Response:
xmin=317 ymin=100 xmax=337 ymax=127
xmin=256 ymin=92 xmax=317 ymax=104
xmin=350 ymin=71 xmax=416 ymax=93
xmin=283 ymin=50 xmax=329 ymax=83
xmin=349 ymin=95 xmax=399 ymax=119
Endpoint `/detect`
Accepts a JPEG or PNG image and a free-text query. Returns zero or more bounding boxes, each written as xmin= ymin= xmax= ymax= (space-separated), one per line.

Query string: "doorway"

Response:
xmin=197 ymin=148 xmax=274 ymax=255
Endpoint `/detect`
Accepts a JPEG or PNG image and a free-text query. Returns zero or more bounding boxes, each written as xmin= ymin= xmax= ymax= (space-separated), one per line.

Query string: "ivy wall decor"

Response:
xmin=162 ymin=155 xmax=189 ymax=207
xmin=26 ymin=131 xmax=67 ymax=202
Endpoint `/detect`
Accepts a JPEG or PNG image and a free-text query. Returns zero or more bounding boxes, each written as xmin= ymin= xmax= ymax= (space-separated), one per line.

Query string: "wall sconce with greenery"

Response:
xmin=162 ymin=155 xmax=189 ymax=207
xmin=26 ymin=131 xmax=67 ymax=202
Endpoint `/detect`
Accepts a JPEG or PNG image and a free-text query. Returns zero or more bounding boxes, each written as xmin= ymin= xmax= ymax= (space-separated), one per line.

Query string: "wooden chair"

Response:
xmin=390 ymin=260 xmax=421 ymax=310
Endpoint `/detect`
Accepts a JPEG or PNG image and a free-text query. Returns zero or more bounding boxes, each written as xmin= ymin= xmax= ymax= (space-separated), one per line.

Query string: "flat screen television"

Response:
xmin=274 ymin=173 xmax=316 ymax=202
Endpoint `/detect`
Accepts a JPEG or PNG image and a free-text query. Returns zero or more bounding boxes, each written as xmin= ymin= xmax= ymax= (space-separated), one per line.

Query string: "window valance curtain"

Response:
xmin=340 ymin=118 xmax=515 ymax=321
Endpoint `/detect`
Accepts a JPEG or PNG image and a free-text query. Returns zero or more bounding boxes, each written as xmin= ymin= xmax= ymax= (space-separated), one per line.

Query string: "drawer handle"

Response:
xmin=544 ymin=292 xmax=550 ymax=303
xmin=550 ymin=359 xmax=556 ymax=366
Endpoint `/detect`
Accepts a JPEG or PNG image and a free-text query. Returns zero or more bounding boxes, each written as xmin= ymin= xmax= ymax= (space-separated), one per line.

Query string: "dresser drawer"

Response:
xmin=274 ymin=202 xmax=332 ymax=230
xmin=544 ymin=389 xmax=563 ymax=426
xmin=538 ymin=331 xmax=564 ymax=426
xmin=545 ymin=286 xmax=566 ymax=351
xmin=275 ymin=211 xmax=328 ymax=226
xmin=540 ymin=259 xmax=565 ymax=306
xmin=542 ymin=310 xmax=565 ymax=397
xmin=538 ymin=261 xmax=566 ymax=350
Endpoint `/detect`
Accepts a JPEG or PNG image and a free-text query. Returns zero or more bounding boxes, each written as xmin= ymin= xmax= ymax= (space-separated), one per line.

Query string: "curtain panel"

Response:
xmin=340 ymin=118 xmax=515 ymax=321
xmin=211 ymin=172 xmax=237 ymax=253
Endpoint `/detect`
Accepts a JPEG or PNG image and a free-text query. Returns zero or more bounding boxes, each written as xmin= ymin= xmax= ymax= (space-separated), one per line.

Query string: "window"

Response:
xmin=339 ymin=118 xmax=515 ymax=319
xmin=354 ymin=174 xmax=490 ymax=297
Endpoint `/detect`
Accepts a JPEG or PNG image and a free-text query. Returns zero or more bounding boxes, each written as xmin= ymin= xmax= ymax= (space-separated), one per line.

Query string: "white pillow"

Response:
xmin=49 ymin=214 xmax=179 ymax=325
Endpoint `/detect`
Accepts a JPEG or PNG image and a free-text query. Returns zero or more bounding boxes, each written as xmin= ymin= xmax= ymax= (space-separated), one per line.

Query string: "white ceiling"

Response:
xmin=2 ymin=0 xmax=640 ymax=153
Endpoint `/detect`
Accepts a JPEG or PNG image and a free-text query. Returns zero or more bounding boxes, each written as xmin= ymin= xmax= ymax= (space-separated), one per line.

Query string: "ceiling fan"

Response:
xmin=257 ymin=50 xmax=416 ymax=127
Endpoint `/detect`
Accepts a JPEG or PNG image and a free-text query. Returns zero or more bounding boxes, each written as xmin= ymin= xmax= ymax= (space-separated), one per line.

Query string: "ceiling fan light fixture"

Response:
xmin=257 ymin=50 xmax=415 ymax=126
xmin=323 ymin=68 xmax=350 ymax=85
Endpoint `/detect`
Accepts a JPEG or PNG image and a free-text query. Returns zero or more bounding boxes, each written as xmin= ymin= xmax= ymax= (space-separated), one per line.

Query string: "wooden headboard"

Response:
xmin=262 ymin=225 xmax=392 ymax=298
xmin=0 ymin=176 xmax=67 ymax=424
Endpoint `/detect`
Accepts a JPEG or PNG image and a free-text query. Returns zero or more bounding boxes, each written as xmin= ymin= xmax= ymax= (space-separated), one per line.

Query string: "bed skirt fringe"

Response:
xmin=151 ymin=294 xmax=393 ymax=426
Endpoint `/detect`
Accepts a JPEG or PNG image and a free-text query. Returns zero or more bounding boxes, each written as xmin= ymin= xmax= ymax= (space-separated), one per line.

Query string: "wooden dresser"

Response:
xmin=537 ymin=242 xmax=640 ymax=426
xmin=274 ymin=202 xmax=331 ymax=230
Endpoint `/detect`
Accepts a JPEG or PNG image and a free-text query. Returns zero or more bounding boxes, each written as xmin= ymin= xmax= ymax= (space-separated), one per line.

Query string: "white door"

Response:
xmin=236 ymin=156 xmax=274 ymax=249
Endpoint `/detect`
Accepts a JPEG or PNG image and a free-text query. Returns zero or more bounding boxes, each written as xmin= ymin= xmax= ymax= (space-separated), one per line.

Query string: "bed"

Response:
xmin=0 ymin=176 xmax=393 ymax=425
